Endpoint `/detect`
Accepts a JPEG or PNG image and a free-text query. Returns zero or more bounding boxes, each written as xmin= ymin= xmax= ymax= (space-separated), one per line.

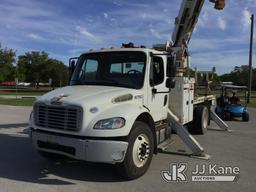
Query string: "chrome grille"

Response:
xmin=34 ymin=103 xmax=83 ymax=131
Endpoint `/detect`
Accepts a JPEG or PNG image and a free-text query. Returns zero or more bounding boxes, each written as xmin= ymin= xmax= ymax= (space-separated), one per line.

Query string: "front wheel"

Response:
xmin=116 ymin=121 xmax=154 ymax=179
xmin=242 ymin=112 xmax=249 ymax=122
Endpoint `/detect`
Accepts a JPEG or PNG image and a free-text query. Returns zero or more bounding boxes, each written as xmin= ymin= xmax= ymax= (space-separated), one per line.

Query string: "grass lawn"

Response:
xmin=0 ymin=87 xmax=52 ymax=96
xmin=1 ymin=97 xmax=255 ymax=108
xmin=0 ymin=91 xmax=47 ymax=96
xmin=198 ymin=89 xmax=256 ymax=108
xmin=0 ymin=98 xmax=35 ymax=106
xmin=0 ymin=87 xmax=255 ymax=108
xmin=247 ymin=99 xmax=256 ymax=108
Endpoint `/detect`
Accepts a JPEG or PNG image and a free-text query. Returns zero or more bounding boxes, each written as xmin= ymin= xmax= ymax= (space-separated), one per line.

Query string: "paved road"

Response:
xmin=0 ymin=105 xmax=255 ymax=192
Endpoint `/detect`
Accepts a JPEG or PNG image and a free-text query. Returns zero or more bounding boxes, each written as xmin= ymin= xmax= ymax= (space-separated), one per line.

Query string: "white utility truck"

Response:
xmin=29 ymin=0 xmax=226 ymax=179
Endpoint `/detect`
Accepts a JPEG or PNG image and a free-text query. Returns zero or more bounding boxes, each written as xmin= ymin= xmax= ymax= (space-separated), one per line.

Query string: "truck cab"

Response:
xmin=30 ymin=48 xmax=177 ymax=179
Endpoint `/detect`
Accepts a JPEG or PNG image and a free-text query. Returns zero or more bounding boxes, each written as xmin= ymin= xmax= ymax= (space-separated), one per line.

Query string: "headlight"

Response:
xmin=94 ymin=117 xmax=125 ymax=129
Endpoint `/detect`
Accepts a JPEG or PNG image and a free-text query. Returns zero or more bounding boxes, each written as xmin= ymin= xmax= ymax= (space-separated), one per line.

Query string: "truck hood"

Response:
xmin=37 ymin=85 xmax=141 ymax=107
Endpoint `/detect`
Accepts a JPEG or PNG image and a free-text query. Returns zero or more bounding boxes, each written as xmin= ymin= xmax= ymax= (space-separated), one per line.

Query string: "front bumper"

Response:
xmin=31 ymin=129 xmax=128 ymax=164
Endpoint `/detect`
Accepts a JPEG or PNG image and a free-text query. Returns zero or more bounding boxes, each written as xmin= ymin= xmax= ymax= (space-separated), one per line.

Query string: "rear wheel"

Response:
xmin=190 ymin=106 xmax=209 ymax=135
xmin=116 ymin=121 xmax=154 ymax=179
xmin=242 ymin=112 xmax=249 ymax=122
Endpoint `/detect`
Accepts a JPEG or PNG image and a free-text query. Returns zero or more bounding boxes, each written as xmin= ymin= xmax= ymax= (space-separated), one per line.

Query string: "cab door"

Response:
xmin=147 ymin=56 xmax=169 ymax=122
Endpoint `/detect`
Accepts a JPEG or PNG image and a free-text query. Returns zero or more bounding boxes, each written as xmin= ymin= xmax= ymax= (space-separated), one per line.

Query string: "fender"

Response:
xmin=81 ymin=102 xmax=149 ymax=137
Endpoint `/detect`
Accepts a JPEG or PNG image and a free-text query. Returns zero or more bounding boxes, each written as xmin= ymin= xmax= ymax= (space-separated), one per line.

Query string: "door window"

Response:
xmin=150 ymin=57 xmax=164 ymax=86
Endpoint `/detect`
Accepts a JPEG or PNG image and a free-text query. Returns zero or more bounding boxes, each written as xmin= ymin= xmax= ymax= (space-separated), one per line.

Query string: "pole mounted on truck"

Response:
xmin=164 ymin=0 xmax=227 ymax=158
xmin=169 ymin=0 xmax=225 ymax=76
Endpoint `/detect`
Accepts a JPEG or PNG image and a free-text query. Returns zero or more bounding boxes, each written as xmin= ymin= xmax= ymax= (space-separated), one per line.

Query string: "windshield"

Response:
xmin=70 ymin=51 xmax=146 ymax=89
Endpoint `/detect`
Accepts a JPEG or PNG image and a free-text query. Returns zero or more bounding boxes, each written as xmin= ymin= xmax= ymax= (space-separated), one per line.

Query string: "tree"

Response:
xmin=220 ymin=65 xmax=256 ymax=90
xmin=17 ymin=51 xmax=68 ymax=86
xmin=40 ymin=58 xmax=68 ymax=86
xmin=17 ymin=51 xmax=49 ymax=82
xmin=0 ymin=45 xmax=16 ymax=82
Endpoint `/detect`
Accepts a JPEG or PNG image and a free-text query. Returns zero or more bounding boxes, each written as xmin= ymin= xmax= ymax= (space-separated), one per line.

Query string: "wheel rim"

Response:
xmin=132 ymin=134 xmax=150 ymax=168
xmin=202 ymin=108 xmax=209 ymax=129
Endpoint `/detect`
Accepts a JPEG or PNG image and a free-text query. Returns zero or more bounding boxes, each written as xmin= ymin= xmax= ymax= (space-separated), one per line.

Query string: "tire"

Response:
xmin=116 ymin=121 xmax=154 ymax=179
xmin=242 ymin=112 xmax=249 ymax=122
xmin=191 ymin=106 xmax=209 ymax=135
xmin=224 ymin=111 xmax=231 ymax=121
xmin=37 ymin=150 xmax=65 ymax=160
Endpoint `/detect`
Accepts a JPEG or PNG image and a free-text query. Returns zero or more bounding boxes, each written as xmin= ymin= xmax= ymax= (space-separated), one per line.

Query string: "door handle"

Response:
xmin=164 ymin=95 xmax=168 ymax=106
xmin=152 ymin=88 xmax=170 ymax=94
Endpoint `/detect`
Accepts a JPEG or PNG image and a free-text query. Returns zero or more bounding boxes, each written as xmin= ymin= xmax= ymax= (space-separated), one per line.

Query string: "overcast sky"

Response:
xmin=0 ymin=0 xmax=255 ymax=74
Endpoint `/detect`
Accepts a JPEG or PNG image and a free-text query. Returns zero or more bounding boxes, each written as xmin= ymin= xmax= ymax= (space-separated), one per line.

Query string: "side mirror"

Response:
xmin=167 ymin=56 xmax=176 ymax=78
xmin=166 ymin=78 xmax=175 ymax=89
xmin=69 ymin=57 xmax=78 ymax=82
xmin=69 ymin=60 xmax=75 ymax=81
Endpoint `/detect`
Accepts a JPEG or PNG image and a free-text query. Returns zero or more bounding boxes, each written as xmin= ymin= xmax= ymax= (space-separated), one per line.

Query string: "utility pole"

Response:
xmin=248 ymin=14 xmax=254 ymax=103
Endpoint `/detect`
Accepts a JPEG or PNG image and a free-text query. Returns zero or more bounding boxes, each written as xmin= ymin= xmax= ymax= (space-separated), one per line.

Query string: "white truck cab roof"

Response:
xmin=81 ymin=48 xmax=165 ymax=56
